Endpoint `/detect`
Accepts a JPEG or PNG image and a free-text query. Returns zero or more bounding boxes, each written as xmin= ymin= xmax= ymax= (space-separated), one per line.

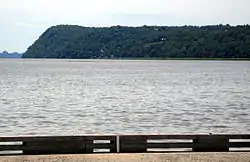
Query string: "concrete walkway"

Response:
xmin=0 ymin=153 xmax=250 ymax=162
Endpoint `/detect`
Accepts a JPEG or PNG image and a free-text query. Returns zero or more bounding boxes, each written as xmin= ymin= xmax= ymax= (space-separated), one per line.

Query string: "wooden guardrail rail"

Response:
xmin=0 ymin=134 xmax=250 ymax=156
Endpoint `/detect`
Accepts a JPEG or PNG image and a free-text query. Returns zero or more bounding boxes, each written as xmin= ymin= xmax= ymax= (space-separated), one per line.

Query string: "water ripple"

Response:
xmin=0 ymin=59 xmax=249 ymax=135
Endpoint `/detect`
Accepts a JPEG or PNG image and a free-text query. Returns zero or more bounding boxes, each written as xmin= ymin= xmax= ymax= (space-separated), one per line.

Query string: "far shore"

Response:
xmin=108 ymin=57 xmax=250 ymax=61
xmin=1 ymin=57 xmax=250 ymax=61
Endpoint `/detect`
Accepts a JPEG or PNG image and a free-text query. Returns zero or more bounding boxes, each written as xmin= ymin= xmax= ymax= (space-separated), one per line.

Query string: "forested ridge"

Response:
xmin=23 ymin=25 xmax=250 ymax=59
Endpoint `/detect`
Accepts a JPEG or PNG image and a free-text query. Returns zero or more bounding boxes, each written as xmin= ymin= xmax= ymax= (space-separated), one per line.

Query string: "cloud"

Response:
xmin=15 ymin=22 xmax=43 ymax=29
xmin=1 ymin=0 xmax=250 ymax=24
xmin=0 ymin=0 xmax=250 ymax=52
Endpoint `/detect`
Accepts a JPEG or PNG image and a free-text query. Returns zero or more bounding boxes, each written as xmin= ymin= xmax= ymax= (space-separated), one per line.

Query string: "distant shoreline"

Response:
xmin=23 ymin=25 xmax=250 ymax=59
xmin=3 ymin=57 xmax=250 ymax=61
xmin=108 ymin=57 xmax=250 ymax=61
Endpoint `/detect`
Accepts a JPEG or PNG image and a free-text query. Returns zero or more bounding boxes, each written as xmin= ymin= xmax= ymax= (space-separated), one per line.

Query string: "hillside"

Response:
xmin=23 ymin=25 xmax=250 ymax=59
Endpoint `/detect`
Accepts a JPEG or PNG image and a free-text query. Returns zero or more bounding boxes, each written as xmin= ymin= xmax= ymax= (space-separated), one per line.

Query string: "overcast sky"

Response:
xmin=1 ymin=0 xmax=250 ymax=52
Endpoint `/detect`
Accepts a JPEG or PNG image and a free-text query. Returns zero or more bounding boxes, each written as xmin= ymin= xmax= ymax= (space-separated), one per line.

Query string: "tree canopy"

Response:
xmin=23 ymin=25 xmax=250 ymax=59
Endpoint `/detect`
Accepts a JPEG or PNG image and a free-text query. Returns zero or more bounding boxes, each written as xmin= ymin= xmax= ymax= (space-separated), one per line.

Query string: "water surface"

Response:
xmin=0 ymin=59 xmax=249 ymax=135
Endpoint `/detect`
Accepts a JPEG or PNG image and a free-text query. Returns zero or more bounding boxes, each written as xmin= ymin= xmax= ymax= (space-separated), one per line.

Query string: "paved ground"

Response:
xmin=0 ymin=153 xmax=250 ymax=162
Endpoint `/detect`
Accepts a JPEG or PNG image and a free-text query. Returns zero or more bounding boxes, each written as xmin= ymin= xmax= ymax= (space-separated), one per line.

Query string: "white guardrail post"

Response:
xmin=116 ymin=135 xmax=120 ymax=153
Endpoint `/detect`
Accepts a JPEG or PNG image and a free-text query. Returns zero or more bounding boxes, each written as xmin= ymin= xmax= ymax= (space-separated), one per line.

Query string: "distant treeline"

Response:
xmin=23 ymin=25 xmax=250 ymax=59
xmin=0 ymin=51 xmax=22 ymax=58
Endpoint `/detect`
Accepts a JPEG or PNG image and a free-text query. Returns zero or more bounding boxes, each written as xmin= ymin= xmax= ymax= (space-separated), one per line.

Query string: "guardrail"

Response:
xmin=0 ymin=134 xmax=250 ymax=155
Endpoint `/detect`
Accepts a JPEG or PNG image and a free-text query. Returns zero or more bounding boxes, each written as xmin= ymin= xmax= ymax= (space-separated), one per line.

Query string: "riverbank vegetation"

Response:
xmin=23 ymin=25 xmax=250 ymax=59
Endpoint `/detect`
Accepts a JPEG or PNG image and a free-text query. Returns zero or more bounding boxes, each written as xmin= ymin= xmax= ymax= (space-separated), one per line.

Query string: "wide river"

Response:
xmin=0 ymin=59 xmax=249 ymax=136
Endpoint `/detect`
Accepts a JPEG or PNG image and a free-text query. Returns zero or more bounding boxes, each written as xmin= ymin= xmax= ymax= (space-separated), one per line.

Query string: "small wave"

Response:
xmin=213 ymin=125 xmax=229 ymax=128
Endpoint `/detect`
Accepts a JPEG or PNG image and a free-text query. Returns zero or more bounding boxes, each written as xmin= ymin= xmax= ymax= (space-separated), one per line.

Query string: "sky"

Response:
xmin=1 ymin=0 xmax=250 ymax=53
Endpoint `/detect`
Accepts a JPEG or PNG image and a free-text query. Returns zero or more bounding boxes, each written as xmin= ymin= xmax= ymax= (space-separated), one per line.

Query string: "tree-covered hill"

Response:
xmin=23 ymin=25 xmax=250 ymax=59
